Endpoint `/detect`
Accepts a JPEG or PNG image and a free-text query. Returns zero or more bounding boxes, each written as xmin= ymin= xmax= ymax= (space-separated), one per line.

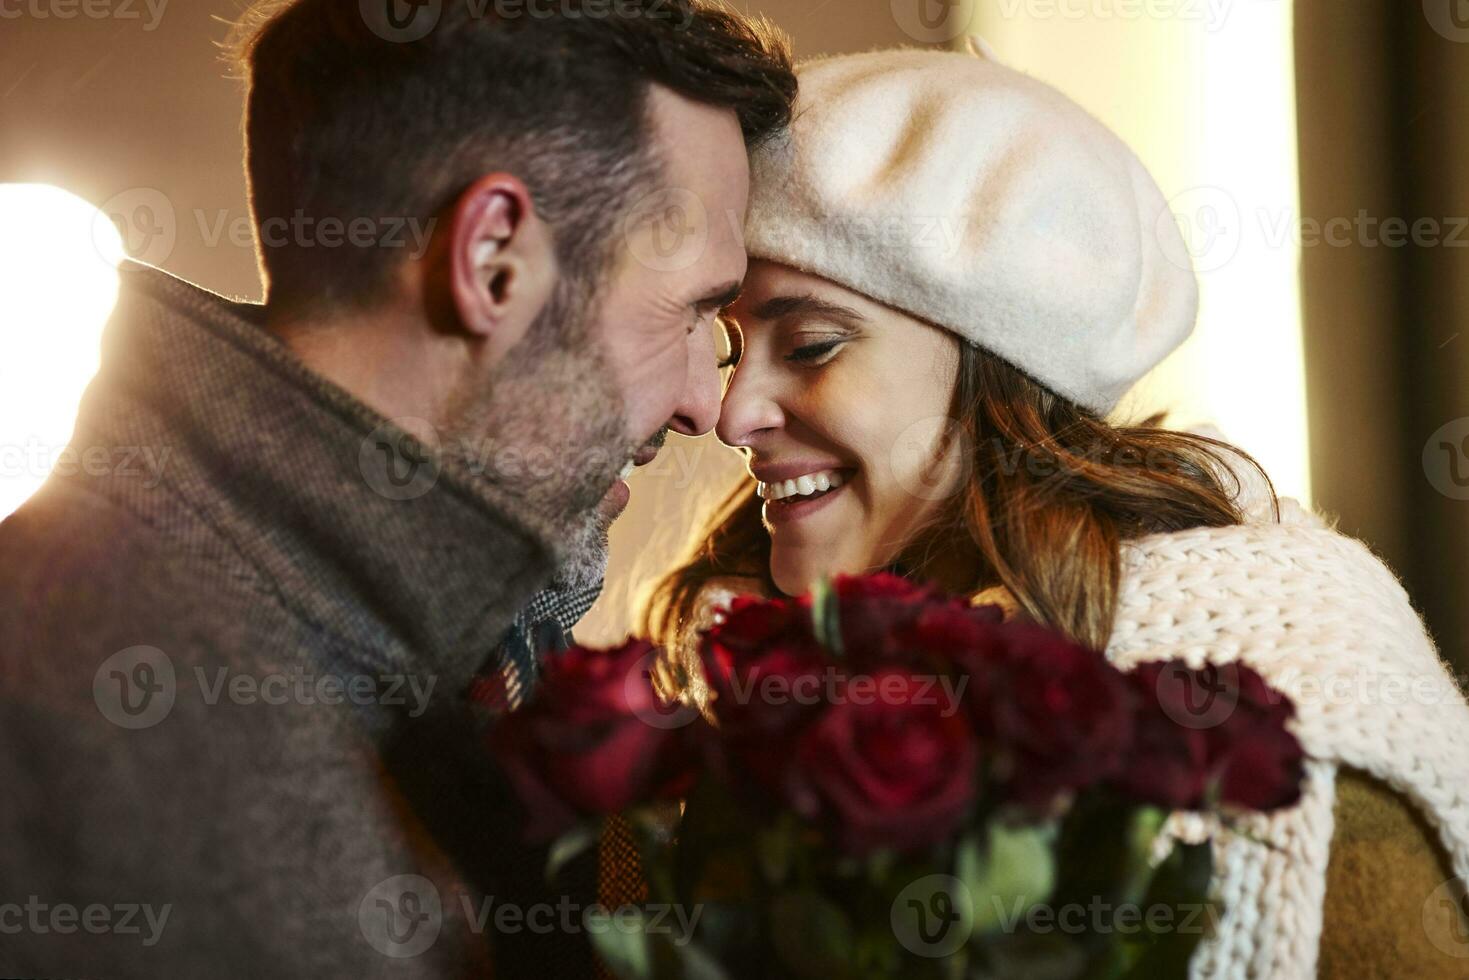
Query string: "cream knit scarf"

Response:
xmin=675 ymin=492 xmax=1469 ymax=978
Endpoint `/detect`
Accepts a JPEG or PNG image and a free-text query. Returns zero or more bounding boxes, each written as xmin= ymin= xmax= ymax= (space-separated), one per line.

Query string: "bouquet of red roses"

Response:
xmin=489 ymin=574 xmax=1304 ymax=979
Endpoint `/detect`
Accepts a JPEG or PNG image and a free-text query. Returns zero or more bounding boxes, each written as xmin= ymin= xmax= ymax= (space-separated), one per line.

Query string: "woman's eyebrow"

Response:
xmin=751 ymin=294 xmax=866 ymax=323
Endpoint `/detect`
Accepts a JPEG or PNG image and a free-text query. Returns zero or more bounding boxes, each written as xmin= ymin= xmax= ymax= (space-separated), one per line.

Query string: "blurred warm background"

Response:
xmin=1 ymin=1 xmax=1465 ymax=672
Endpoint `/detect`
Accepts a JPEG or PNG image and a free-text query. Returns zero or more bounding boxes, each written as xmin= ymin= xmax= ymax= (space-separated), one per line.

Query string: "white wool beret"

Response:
xmin=744 ymin=47 xmax=1198 ymax=415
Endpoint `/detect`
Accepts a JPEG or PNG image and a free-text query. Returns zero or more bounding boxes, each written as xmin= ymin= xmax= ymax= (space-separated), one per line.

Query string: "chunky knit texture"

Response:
xmin=677 ymin=489 xmax=1469 ymax=978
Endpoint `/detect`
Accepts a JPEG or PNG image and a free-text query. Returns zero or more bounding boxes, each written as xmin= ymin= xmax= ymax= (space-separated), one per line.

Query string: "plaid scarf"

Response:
xmin=472 ymin=577 xmax=604 ymax=713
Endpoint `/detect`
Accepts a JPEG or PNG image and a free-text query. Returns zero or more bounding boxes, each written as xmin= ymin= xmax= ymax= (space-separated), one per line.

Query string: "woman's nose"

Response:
xmin=716 ymin=358 xmax=784 ymax=449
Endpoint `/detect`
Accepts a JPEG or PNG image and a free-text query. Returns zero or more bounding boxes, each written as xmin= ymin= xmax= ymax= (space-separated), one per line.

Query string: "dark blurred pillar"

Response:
xmin=1296 ymin=0 xmax=1469 ymax=673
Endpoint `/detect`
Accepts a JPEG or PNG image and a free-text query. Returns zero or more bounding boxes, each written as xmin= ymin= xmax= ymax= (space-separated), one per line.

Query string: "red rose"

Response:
xmin=782 ymin=669 xmax=978 ymax=855
xmin=963 ymin=623 xmax=1134 ymax=807
xmin=708 ymin=593 xmax=813 ymax=652
xmin=1112 ymin=663 xmax=1212 ymax=809
xmin=1117 ymin=661 xmax=1303 ymax=812
xmin=698 ymin=597 xmax=832 ymax=797
xmin=700 ymin=597 xmax=827 ymax=733
xmin=896 ymin=601 xmax=1006 ymax=667
xmin=489 ymin=639 xmax=698 ymax=842
xmin=821 ymin=573 xmax=952 ymax=663
xmin=1207 ymin=665 xmax=1303 ymax=811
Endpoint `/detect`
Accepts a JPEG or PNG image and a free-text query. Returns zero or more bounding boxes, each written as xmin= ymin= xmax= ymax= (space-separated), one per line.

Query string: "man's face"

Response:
xmin=586 ymin=85 xmax=751 ymax=520
xmin=444 ymin=86 xmax=749 ymax=588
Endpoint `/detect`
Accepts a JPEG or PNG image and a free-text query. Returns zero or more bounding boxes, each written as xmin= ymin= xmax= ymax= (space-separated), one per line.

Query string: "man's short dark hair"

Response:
xmin=231 ymin=0 xmax=795 ymax=315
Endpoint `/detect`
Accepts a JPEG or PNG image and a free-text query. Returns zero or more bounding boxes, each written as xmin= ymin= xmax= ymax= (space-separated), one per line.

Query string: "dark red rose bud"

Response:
xmin=898 ymin=602 xmax=1006 ymax=668
xmin=1113 ymin=662 xmax=1212 ymax=809
xmin=823 ymin=573 xmax=947 ymax=662
xmin=1205 ymin=663 xmax=1303 ymax=811
xmin=1117 ymin=660 xmax=1303 ymax=812
xmin=707 ymin=594 xmax=813 ymax=654
xmin=962 ymin=622 xmax=1134 ymax=807
xmin=490 ymin=639 xmax=699 ymax=842
xmin=782 ymin=669 xmax=978 ymax=855
xmin=698 ymin=598 xmax=832 ymax=800
xmin=1213 ymin=723 xmax=1305 ymax=810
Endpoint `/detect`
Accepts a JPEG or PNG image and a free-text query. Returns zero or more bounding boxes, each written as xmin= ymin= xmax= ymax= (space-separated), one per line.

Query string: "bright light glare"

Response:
xmin=967 ymin=4 xmax=1312 ymax=506
xmin=0 ymin=183 xmax=124 ymax=520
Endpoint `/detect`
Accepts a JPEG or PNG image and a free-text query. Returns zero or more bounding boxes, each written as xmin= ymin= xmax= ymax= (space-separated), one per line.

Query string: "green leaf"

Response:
xmin=587 ymin=906 xmax=654 ymax=979
xmin=591 ymin=905 xmax=736 ymax=980
xmin=671 ymin=937 xmax=734 ymax=980
xmin=1110 ymin=840 xmax=1217 ymax=980
xmin=1118 ymin=807 xmax=1168 ymax=907
xmin=810 ymin=577 xmax=844 ymax=659
xmin=964 ymin=822 xmax=1056 ymax=935
xmin=545 ymin=819 xmax=602 ymax=886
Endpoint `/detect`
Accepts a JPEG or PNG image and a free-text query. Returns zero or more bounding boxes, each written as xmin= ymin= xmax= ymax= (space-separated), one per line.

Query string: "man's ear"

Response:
xmin=446 ymin=173 xmax=557 ymax=359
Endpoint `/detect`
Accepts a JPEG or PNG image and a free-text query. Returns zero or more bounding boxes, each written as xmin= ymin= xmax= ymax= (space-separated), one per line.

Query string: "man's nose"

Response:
xmin=667 ymin=321 xmax=722 ymax=437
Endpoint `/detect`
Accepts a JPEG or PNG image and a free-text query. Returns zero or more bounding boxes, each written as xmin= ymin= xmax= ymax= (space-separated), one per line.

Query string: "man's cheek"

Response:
xmin=610 ymin=344 xmax=686 ymax=432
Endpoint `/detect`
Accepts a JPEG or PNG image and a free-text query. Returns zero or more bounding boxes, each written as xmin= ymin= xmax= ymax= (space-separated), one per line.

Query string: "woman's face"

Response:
xmin=718 ymin=261 xmax=965 ymax=596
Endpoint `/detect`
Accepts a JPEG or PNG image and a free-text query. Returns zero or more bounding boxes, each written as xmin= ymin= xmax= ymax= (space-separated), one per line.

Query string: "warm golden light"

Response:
xmin=0 ymin=184 xmax=124 ymax=520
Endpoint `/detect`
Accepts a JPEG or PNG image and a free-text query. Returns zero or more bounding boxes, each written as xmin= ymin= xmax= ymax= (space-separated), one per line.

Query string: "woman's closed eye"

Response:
xmin=785 ymin=338 xmax=846 ymax=365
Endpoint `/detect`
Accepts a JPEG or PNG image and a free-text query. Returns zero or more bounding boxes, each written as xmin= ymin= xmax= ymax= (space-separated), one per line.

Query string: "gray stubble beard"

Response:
xmin=440 ymin=276 xmax=633 ymax=590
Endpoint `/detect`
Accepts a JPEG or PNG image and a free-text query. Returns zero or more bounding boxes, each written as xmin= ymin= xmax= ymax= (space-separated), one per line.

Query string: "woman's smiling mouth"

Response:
xmin=755 ymin=466 xmax=857 ymax=525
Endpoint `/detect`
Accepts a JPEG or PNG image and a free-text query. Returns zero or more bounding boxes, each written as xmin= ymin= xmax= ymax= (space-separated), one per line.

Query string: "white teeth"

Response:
xmin=618 ymin=460 xmax=635 ymax=481
xmin=758 ymin=468 xmax=850 ymax=501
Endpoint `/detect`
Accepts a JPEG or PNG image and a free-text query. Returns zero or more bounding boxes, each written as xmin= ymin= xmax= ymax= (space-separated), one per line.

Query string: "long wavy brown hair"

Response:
xmin=641 ymin=340 xmax=1278 ymax=667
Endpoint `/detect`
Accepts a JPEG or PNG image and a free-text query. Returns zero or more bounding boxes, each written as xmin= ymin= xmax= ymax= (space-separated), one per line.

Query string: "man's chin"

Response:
xmin=557 ymin=508 xmax=612 ymax=592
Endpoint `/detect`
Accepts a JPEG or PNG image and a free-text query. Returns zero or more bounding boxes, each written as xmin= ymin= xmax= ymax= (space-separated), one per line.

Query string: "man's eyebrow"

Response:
xmin=750 ymin=294 xmax=866 ymax=323
xmin=694 ymin=281 xmax=744 ymax=311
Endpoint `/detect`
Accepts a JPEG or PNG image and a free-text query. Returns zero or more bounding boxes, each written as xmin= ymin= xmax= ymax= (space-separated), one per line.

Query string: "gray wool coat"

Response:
xmin=0 ymin=265 xmax=599 ymax=978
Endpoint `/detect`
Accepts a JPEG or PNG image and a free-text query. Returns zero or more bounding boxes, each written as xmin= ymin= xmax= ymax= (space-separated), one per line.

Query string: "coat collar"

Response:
xmin=77 ymin=263 xmax=562 ymax=688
